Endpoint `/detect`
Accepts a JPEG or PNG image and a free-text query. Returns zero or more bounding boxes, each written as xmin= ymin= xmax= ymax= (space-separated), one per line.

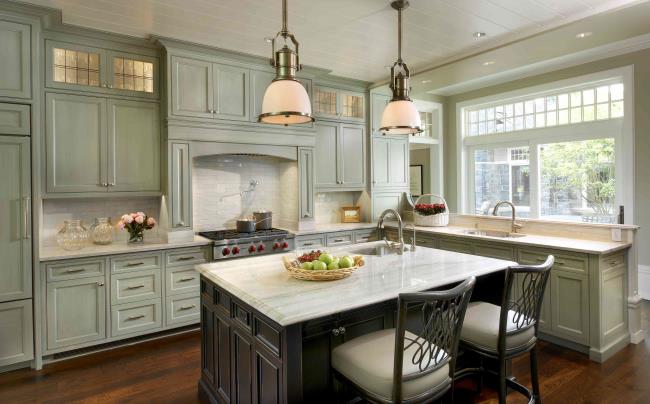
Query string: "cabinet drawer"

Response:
xmin=438 ymin=238 xmax=473 ymax=254
xmin=166 ymin=293 xmax=200 ymax=326
xmin=46 ymin=259 xmax=105 ymax=282
xmin=111 ymin=299 xmax=162 ymax=337
xmin=601 ymin=252 xmax=626 ymax=272
xmin=327 ymin=232 xmax=354 ymax=247
xmin=166 ymin=247 xmax=208 ymax=268
xmin=296 ymin=235 xmax=326 ymax=249
xmin=167 ymin=266 xmax=200 ymax=296
xmin=110 ymin=252 xmax=162 ymax=273
xmin=111 ymin=270 xmax=161 ymax=305
xmin=414 ymin=236 xmax=436 ymax=249
xmin=0 ymin=103 xmax=30 ymax=135
xmin=353 ymin=229 xmax=376 ymax=244
xmin=475 ymin=243 xmax=515 ymax=260
xmin=233 ymin=301 xmax=252 ymax=330
xmin=518 ymin=249 xmax=588 ymax=274
xmin=254 ymin=316 xmax=281 ymax=357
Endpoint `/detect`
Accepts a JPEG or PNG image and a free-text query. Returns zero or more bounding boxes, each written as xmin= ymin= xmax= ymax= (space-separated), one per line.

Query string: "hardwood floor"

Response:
xmin=1 ymin=302 xmax=648 ymax=404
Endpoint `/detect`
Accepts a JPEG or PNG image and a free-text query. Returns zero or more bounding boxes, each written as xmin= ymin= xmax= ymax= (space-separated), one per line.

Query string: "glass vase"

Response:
xmin=90 ymin=217 xmax=113 ymax=245
xmin=128 ymin=230 xmax=145 ymax=244
xmin=56 ymin=220 xmax=89 ymax=251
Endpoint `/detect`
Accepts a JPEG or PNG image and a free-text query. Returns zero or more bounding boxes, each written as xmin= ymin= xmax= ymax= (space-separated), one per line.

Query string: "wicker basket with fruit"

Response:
xmin=283 ymin=250 xmax=365 ymax=281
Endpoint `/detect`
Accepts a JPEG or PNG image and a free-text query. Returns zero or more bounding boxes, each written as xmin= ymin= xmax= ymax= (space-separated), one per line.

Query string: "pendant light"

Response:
xmin=380 ymin=0 xmax=422 ymax=135
xmin=258 ymin=0 xmax=314 ymax=126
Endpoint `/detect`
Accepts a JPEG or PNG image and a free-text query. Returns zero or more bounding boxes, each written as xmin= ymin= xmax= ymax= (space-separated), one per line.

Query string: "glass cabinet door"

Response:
xmin=340 ymin=91 xmax=365 ymax=122
xmin=106 ymin=51 xmax=158 ymax=99
xmin=47 ymin=41 xmax=104 ymax=92
xmin=313 ymin=86 xmax=339 ymax=119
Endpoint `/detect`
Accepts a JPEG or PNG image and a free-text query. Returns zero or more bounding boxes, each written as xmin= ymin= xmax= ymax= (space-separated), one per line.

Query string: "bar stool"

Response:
xmin=331 ymin=277 xmax=476 ymax=403
xmin=458 ymin=256 xmax=554 ymax=404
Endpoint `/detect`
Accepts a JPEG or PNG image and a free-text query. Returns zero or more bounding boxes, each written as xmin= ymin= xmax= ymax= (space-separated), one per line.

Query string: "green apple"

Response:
xmin=339 ymin=256 xmax=354 ymax=269
xmin=333 ymin=257 xmax=340 ymax=265
xmin=318 ymin=253 xmax=334 ymax=265
xmin=300 ymin=261 xmax=314 ymax=270
xmin=312 ymin=260 xmax=327 ymax=271
xmin=327 ymin=262 xmax=339 ymax=270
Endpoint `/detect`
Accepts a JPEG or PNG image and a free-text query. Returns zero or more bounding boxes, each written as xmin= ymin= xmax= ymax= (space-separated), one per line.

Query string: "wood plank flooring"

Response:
xmin=1 ymin=301 xmax=648 ymax=404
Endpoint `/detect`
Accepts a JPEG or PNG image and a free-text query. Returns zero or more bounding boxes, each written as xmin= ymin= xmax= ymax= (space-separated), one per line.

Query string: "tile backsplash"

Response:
xmin=315 ymin=192 xmax=356 ymax=224
xmin=192 ymin=154 xmax=298 ymax=231
xmin=42 ymin=197 xmax=161 ymax=246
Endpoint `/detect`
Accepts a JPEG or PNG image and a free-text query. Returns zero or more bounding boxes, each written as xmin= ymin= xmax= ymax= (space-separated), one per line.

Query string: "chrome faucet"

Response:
xmin=376 ymin=209 xmax=406 ymax=254
xmin=492 ymin=201 xmax=523 ymax=233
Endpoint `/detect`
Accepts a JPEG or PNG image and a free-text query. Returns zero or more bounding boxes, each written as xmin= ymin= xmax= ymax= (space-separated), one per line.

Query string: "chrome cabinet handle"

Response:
xmin=126 ymin=262 xmax=144 ymax=267
xmin=23 ymin=197 xmax=31 ymax=239
xmin=126 ymin=284 xmax=145 ymax=290
xmin=176 ymin=256 xmax=195 ymax=261
xmin=99 ymin=182 xmax=108 ymax=187
xmin=127 ymin=314 xmax=145 ymax=320
xmin=333 ymin=239 xmax=345 ymax=243
xmin=303 ymin=212 xmax=312 ymax=218
xmin=332 ymin=328 xmax=340 ymax=336
xmin=338 ymin=326 xmax=346 ymax=335
xmin=66 ymin=268 xmax=86 ymax=273
xmin=176 ymin=221 xmax=185 ymax=227
xmin=97 ymin=282 xmax=104 ymax=286
xmin=302 ymin=242 xmax=314 ymax=246
xmin=179 ymin=304 xmax=196 ymax=311
xmin=108 ymin=182 xmax=115 ymax=187
xmin=178 ymin=277 xmax=195 ymax=282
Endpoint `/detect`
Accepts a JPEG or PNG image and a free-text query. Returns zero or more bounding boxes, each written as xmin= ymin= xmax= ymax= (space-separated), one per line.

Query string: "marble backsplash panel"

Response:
xmin=314 ymin=192 xmax=356 ymax=224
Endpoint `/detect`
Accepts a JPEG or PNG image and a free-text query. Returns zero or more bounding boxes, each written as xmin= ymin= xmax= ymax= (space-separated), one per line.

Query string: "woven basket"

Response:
xmin=413 ymin=194 xmax=449 ymax=227
xmin=283 ymin=255 xmax=365 ymax=281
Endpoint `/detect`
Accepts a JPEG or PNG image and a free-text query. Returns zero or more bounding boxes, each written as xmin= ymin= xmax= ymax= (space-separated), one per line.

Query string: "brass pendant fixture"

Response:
xmin=380 ymin=0 xmax=422 ymax=135
xmin=258 ymin=0 xmax=314 ymax=126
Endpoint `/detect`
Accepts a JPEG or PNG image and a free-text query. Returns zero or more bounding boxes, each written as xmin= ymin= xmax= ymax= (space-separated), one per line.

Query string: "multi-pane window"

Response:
xmin=53 ymin=48 xmax=100 ymax=87
xmin=466 ymin=83 xmax=624 ymax=136
xmin=113 ymin=57 xmax=154 ymax=93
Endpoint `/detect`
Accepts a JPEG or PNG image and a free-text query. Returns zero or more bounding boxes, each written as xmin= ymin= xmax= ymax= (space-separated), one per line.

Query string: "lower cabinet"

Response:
xmin=550 ymin=270 xmax=589 ymax=344
xmin=0 ymin=299 xmax=34 ymax=366
xmin=295 ymin=228 xmax=377 ymax=250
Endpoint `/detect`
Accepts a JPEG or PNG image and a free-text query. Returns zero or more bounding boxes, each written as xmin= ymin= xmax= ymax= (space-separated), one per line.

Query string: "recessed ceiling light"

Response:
xmin=575 ymin=32 xmax=592 ymax=39
xmin=473 ymin=32 xmax=487 ymax=38
xmin=482 ymin=61 xmax=495 ymax=66
xmin=264 ymin=37 xmax=273 ymax=43
xmin=421 ymin=79 xmax=432 ymax=84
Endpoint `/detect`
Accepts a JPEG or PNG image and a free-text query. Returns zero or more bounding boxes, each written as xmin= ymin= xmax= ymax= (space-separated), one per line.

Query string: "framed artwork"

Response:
xmin=341 ymin=206 xmax=361 ymax=223
xmin=409 ymin=165 xmax=423 ymax=196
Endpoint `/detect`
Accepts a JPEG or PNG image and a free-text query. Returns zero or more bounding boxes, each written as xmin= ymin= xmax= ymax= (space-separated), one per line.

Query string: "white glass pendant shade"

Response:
xmin=380 ymin=99 xmax=422 ymax=134
xmin=259 ymin=79 xmax=313 ymax=125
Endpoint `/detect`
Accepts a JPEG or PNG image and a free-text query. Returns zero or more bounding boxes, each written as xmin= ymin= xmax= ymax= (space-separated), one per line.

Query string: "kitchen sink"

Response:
xmin=461 ymin=229 xmax=527 ymax=239
xmin=349 ymin=244 xmax=409 ymax=256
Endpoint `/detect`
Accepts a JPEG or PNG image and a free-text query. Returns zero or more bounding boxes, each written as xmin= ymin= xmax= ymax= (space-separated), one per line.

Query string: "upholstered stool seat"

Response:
xmin=332 ymin=329 xmax=450 ymax=402
xmin=461 ymin=301 xmax=536 ymax=352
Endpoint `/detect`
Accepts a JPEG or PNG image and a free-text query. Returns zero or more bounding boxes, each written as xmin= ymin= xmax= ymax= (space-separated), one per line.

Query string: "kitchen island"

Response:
xmin=195 ymin=241 xmax=517 ymax=403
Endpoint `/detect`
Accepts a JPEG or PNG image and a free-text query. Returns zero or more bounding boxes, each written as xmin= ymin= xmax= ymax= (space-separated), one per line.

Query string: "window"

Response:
xmin=53 ymin=47 xmax=100 ymax=87
xmin=459 ymin=68 xmax=633 ymax=224
xmin=113 ymin=57 xmax=154 ymax=93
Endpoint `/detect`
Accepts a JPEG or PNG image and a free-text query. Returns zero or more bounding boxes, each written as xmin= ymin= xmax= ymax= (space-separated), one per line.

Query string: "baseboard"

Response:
xmin=631 ymin=329 xmax=647 ymax=344
xmin=0 ymin=360 xmax=32 ymax=374
xmin=538 ymin=332 xmax=589 ymax=355
xmin=589 ymin=333 xmax=631 ymax=363
xmin=639 ymin=265 xmax=650 ymax=299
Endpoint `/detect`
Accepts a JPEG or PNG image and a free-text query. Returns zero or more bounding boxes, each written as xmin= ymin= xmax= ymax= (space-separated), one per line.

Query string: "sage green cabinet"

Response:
xmin=299 ymin=148 xmax=315 ymax=220
xmin=550 ymin=270 xmax=590 ymax=344
xmin=0 ymin=300 xmax=33 ymax=366
xmin=0 ymin=20 xmax=30 ymax=99
xmin=46 ymin=276 xmax=106 ymax=349
xmin=46 ymin=93 xmax=160 ymax=194
xmin=372 ymin=136 xmax=409 ymax=189
xmin=170 ymin=56 xmax=249 ymax=121
xmin=370 ymin=93 xmax=390 ymax=136
xmin=169 ymin=142 xmax=192 ymax=229
xmin=314 ymin=122 xmax=366 ymax=191
xmin=0 ymin=136 xmax=31 ymax=303
xmin=0 ymin=103 xmax=30 ymax=135
xmin=372 ymin=192 xmax=403 ymax=221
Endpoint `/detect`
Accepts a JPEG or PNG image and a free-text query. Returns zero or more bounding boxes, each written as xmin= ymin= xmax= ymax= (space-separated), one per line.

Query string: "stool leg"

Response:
xmin=498 ymin=357 xmax=507 ymax=404
xmin=530 ymin=347 xmax=541 ymax=403
xmin=477 ymin=356 xmax=484 ymax=394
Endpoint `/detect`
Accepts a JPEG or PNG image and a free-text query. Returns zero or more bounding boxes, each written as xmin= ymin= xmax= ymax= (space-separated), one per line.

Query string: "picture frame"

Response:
xmin=341 ymin=206 xmax=361 ymax=223
xmin=409 ymin=164 xmax=423 ymax=196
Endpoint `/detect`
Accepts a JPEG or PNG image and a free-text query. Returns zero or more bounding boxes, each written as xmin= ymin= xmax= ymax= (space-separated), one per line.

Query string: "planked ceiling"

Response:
xmin=20 ymin=0 xmax=646 ymax=82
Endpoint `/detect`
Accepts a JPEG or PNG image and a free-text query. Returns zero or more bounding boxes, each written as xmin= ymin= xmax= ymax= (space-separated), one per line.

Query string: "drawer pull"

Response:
xmin=126 ymin=284 xmax=146 ymax=290
xmin=333 ymin=239 xmax=346 ymax=243
xmin=126 ymin=262 xmax=145 ymax=267
xmin=302 ymin=242 xmax=314 ymax=246
xmin=609 ymin=260 xmax=619 ymax=265
xmin=127 ymin=314 xmax=145 ymax=320
xmin=178 ymin=276 xmax=195 ymax=282
xmin=176 ymin=256 xmax=195 ymax=261
xmin=179 ymin=304 xmax=196 ymax=311
xmin=66 ymin=268 xmax=86 ymax=273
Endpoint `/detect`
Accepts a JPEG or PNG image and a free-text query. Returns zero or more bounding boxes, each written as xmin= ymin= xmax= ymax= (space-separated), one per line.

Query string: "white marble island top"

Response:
xmin=196 ymin=241 xmax=516 ymax=326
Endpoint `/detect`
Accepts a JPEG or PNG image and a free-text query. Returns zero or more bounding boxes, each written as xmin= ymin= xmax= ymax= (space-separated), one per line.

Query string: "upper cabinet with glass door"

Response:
xmin=46 ymin=40 xmax=159 ymax=99
xmin=313 ymin=85 xmax=365 ymax=123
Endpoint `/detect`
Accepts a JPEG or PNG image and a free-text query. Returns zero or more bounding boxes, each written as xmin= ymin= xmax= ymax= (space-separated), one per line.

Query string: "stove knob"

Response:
xmin=282 ymin=241 xmax=289 ymax=249
xmin=222 ymin=247 xmax=231 ymax=256
xmin=232 ymin=246 xmax=240 ymax=255
xmin=258 ymin=244 xmax=265 ymax=252
xmin=249 ymin=245 xmax=257 ymax=253
xmin=273 ymin=242 xmax=280 ymax=250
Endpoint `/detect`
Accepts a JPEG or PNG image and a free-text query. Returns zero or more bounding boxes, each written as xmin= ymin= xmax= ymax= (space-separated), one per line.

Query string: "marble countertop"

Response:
xmin=385 ymin=223 xmax=631 ymax=255
xmin=286 ymin=222 xmax=377 ymax=236
xmin=196 ymin=241 xmax=516 ymax=326
xmin=40 ymin=236 xmax=212 ymax=261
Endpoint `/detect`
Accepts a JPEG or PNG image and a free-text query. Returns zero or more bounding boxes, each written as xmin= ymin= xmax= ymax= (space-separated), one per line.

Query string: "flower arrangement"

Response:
xmin=117 ymin=212 xmax=156 ymax=244
xmin=414 ymin=203 xmax=447 ymax=216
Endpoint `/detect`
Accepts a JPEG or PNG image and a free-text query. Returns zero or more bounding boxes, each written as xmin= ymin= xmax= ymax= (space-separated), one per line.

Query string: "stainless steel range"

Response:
xmin=199 ymin=228 xmax=295 ymax=260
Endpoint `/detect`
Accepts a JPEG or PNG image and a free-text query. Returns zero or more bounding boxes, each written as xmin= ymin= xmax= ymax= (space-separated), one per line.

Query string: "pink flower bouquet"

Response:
xmin=117 ymin=212 xmax=156 ymax=244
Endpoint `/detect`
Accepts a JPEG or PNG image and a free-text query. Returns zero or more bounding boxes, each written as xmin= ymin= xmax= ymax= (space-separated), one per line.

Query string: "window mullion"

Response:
xmin=529 ymin=141 xmax=541 ymax=220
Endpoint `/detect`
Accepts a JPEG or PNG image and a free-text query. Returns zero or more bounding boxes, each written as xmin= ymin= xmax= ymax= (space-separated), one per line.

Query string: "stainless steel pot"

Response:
xmin=236 ymin=218 xmax=257 ymax=233
xmin=253 ymin=210 xmax=272 ymax=230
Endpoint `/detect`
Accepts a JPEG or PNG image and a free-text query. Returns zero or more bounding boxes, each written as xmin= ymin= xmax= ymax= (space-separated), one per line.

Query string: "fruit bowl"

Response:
xmin=283 ymin=254 xmax=365 ymax=281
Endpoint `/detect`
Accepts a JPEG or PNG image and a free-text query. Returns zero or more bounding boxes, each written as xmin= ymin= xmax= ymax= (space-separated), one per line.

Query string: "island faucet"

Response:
xmin=376 ymin=208 xmax=406 ymax=254
xmin=492 ymin=201 xmax=523 ymax=233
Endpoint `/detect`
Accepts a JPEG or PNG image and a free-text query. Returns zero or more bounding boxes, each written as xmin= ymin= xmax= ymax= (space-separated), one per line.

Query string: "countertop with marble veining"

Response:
xmin=40 ymin=235 xmax=212 ymax=261
xmin=196 ymin=241 xmax=516 ymax=326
